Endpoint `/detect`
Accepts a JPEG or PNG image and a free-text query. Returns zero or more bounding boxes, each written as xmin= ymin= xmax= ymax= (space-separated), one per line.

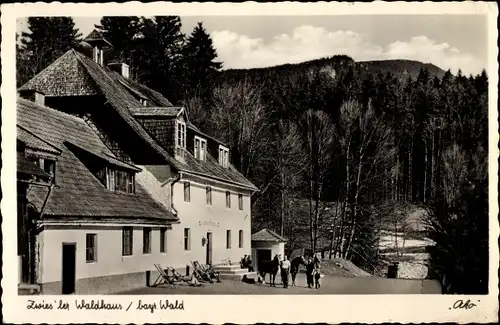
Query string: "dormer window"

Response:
xmin=194 ymin=136 xmax=207 ymax=161
xmin=29 ymin=156 xmax=56 ymax=183
xmin=176 ymin=120 xmax=186 ymax=157
xmin=105 ymin=167 xmax=135 ymax=194
xmin=219 ymin=145 xmax=229 ymax=168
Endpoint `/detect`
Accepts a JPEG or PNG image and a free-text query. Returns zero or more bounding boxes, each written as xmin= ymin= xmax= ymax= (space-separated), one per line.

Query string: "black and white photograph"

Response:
xmin=2 ymin=2 xmax=498 ymax=324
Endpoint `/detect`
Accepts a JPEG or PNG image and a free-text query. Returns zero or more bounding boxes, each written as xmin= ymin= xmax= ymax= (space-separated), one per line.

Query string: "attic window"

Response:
xmin=140 ymin=98 xmax=147 ymax=106
xmin=194 ymin=136 xmax=207 ymax=161
xmin=105 ymin=167 xmax=135 ymax=194
xmin=30 ymin=156 xmax=56 ymax=183
xmin=218 ymin=145 xmax=229 ymax=168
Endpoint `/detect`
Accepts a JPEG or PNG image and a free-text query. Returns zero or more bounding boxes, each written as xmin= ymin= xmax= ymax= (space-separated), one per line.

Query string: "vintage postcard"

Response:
xmin=1 ymin=1 xmax=499 ymax=323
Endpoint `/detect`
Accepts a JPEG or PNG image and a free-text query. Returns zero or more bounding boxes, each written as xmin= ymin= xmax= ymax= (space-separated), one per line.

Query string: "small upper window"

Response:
xmin=218 ymin=145 xmax=229 ymax=168
xmin=194 ymin=136 xmax=207 ymax=161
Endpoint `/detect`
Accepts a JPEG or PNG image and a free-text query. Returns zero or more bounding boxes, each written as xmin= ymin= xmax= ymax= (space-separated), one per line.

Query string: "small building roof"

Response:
xmin=83 ymin=29 xmax=112 ymax=47
xmin=251 ymin=228 xmax=287 ymax=242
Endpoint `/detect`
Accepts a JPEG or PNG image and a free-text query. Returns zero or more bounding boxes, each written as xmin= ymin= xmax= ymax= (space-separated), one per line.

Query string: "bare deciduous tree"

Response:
xmin=212 ymin=79 xmax=271 ymax=177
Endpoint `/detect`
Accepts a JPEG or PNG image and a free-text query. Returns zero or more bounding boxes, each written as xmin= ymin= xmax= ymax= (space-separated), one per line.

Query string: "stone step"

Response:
xmin=219 ymin=271 xmax=257 ymax=281
xmin=212 ymin=264 xmax=244 ymax=272
xmin=218 ymin=268 xmax=254 ymax=275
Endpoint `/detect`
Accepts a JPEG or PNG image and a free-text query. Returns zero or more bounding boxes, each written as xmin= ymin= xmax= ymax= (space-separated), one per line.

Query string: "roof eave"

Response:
xmin=179 ymin=169 xmax=258 ymax=192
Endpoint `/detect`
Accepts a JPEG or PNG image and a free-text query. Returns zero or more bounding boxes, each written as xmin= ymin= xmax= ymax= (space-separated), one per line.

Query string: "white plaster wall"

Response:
xmin=39 ymin=225 xmax=172 ymax=284
xmin=135 ymin=165 xmax=172 ymax=210
xmin=120 ymin=164 xmax=253 ymax=270
xmin=170 ymin=178 xmax=252 ymax=267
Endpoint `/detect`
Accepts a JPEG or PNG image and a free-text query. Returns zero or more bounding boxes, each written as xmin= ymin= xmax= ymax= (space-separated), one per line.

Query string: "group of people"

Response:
xmin=240 ymin=254 xmax=255 ymax=272
xmin=280 ymin=254 xmax=321 ymax=289
xmin=305 ymin=255 xmax=322 ymax=289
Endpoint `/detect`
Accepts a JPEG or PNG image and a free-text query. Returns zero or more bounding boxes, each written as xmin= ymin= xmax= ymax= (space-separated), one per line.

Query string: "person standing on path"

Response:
xmin=280 ymin=255 xmax=291 ymax=288
xmin=305 ymin=257 xmax=315 ymax=288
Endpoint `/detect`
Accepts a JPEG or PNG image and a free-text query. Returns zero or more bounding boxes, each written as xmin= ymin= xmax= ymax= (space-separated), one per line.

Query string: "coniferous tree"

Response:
xmin=95 ymin=16 xmax=141 ymax=67
xmin=18 ymin=17 xmax=82 ymax=85
xmin=140 ymin=16 xmax=186 ymax=103
xmin=183 ymin=22 xmax=223 ymax=105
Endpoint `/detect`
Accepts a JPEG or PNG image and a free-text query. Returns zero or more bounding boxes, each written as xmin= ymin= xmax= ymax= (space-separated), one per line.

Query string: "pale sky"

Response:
xmin=17 ymin=15 xmax=488 ymax=75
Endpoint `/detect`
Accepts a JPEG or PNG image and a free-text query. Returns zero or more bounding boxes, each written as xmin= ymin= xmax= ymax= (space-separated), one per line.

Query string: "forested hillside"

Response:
xmin=218 ymin=56 xmax=445 ymax=83
xmin=17 ymin=16 xmax=489 ymax=294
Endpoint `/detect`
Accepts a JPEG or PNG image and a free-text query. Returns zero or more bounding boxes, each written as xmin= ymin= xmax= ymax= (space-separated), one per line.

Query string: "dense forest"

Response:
xmin=17 ymin=16 xmax=489 ymax=294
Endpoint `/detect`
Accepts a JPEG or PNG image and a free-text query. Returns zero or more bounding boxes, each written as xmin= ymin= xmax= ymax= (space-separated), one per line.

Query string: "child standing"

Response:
xmin=314 ymin=268 xmax=321 ymax=289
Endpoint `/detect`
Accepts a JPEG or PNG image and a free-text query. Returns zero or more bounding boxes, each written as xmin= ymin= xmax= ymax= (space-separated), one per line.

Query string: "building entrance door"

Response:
xmin=61 ymin=243 xmax=76 ymax=294
xmin=256 ymin=249 xmax=272 ymax=272
xmin=206 ymin=232 xmax=213 ymax=265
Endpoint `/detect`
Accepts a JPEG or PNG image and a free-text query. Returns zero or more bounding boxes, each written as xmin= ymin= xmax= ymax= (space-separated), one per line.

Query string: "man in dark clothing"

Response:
xmin=305 ymin=257 xmax=315 ymax=288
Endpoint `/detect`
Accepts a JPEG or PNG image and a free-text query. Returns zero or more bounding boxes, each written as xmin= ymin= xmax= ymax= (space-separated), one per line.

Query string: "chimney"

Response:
xmin=35 ymin=91 xmax=45 ymax=105
xmin=83 ymin=29 xmax=112 ymax=67
xmin=108 ymin=62 xmax=130 ymax=79
xmin=18 ymin=89 xmax=45 ymax=105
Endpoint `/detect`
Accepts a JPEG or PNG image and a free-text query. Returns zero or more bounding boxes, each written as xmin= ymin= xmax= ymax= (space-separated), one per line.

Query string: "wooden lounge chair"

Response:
xmin=201 ymin=263 xmax=222 ymax=283
xmin=152 ymin=264 xmax=176 ymax=287
xmin=191 ymin=261 xmax=214 ymax=283
xmin=168 ymin=267 xmax=202 ymax=287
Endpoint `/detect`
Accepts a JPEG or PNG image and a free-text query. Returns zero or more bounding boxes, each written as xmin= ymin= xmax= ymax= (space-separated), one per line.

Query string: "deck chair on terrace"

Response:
xmin=201 ymin=263 xmax=222 ymax=283
xmin=168 ymin=267 xmax=202 ymax=287
xmin=153 ymin=264 xmax=176 ymax=287
xmin=191 ymin=261 xmax=214 ymax=283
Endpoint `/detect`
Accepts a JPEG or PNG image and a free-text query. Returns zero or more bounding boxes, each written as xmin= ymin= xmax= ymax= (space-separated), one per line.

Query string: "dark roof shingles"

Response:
xmin=17 ymin=125 xmax=62 ymax=154
xmin=18 ymin=50 xmax=99 ymax=97
xmin=129 ymin=106 xmax=182 ymax=117
xmin=17 ymin=98 xmax=177 ymax=221
xmin=251 ymin=228 xmax=287 ymax=242
xmin=20 ymin=48 xmax=256 ymax=190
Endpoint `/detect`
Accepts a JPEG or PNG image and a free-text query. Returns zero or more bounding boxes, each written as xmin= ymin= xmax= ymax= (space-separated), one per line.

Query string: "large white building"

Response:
xmin=17 ymin=30 xmax=258 ymax=294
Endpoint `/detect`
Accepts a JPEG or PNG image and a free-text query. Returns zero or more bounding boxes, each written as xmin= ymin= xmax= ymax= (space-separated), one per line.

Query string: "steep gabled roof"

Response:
xmin=18 ymin=48 xmax=257 ymax=191
xmin=183 ymin=147 xmax=257 ymax=189
xmin=18 ymin=50 xmax=99 ymax=96
xmin=64 ymin=141 xmax=142 ymax=172
xmin=17 ymin=97 xmax=178 ymax=222
xmin=83 ymin=29 xmax=112 ymax=47
xmin=251 ymin=228 xmax=287 ymax=242
xmin=71 ymin=50 xmax=185 ymax=171
xmin=112 ymin=73 xmax=174 ymax=106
